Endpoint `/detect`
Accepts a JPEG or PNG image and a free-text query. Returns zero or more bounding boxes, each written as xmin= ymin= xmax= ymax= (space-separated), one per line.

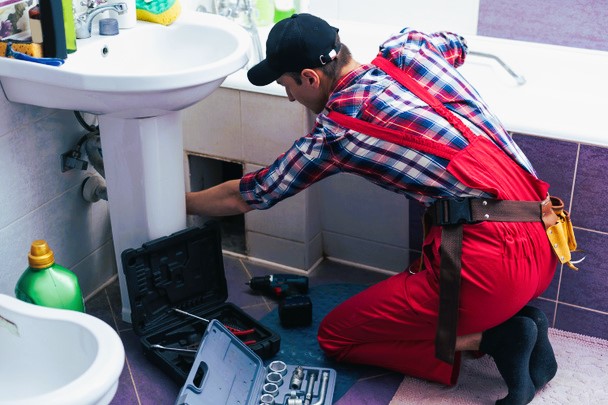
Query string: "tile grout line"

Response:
xmin=544 ymin=297 xmax=608 ymax=316
xmin=105 ymin=289 xmax=142 ymax=405
xmin=550 ymin=143 xmax=578 ymax=327
xmin=567 ymin=143 xmax=580 ymax=214
xmin=551 ymin=264 xmax=563 ymax=327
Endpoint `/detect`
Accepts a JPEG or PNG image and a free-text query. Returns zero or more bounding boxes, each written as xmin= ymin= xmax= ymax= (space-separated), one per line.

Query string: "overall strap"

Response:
xmin=328 ymin=55 xmax=483 ymax=365
xmin=371 ymin=56 xmax=477 ymax=143
xmin=370 ymin=55 xmax=481 ymax=364
xmin=327 ymin=111 xmax=458 ymax=161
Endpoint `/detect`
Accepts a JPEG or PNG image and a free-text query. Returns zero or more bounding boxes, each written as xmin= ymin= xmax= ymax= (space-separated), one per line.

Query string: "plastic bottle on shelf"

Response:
xmin=273 ymin=0 xmax=295 ymax=23
xmin=62 ymin=0 xmax=77 ymax=53
xmin=14 ymin=240 xmax=85 ymax=312
xmin=255 ymin=0 xmax=274 ymax=27
xmin=38 ymin=0 xmax=67 ymax=58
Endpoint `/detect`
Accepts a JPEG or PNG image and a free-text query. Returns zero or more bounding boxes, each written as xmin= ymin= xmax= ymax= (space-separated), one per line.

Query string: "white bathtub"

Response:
xmin=222 ymin=19 xmax=608 ymax=148
xmin=0 ymin=294 xmax=125 ymax=405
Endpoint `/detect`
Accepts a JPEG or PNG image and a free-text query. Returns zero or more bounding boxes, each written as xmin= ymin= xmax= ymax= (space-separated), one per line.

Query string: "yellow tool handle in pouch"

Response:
xmin=545 ymin=196 xmax=580 ymax=270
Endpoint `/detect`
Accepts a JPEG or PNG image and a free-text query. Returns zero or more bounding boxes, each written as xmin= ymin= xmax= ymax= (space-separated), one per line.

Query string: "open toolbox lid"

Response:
xmin=122 ymin=224 xmax=227 ymax=336
xmin=176 ymin=319 xmax=266 ymax=405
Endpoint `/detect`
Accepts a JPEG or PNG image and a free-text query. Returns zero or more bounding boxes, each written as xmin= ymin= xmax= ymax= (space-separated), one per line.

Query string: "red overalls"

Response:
xmin=317 ymin=56 xmax=557 ymax=385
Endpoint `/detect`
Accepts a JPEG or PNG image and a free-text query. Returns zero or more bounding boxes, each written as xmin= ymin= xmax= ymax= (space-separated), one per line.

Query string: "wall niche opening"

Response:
xmin=188 ymin=154 xmax=246 ymax=255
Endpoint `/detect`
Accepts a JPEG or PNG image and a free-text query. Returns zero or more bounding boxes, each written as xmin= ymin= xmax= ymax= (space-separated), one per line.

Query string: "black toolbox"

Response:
xmin=122 ymin=223 xmax=281 ymax=384
xmin=176 ymin=320 xmax=337 ymax=405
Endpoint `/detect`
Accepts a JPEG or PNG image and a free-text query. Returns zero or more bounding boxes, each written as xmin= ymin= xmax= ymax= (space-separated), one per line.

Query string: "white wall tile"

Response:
xmin=307 ymin=0 xmax=339 ymax=18
xmin=323 ymin=231 xmax=408 ymax=273
xmin=320 ymin=173 xmax=409 ymax=247
xmin=0 ymin=110 xmax=89 ymax=229
xmin=243 ymin=163 xmax=322 ymax=243
xmin=0 ymin=94 xmax=51 ymax=138
xmin=0 ymin=105 xmax=114 ymax=297
xmin=0 ymin=184 xmax=112 ymax=295
xmin=246 ymin=230 xmax=322 ymax=270
xmin=241 ymin=91 xmax=307 ymax=166
xmin=309 ymin=0 xmax=479 ymax=34
xmin=183 ymin=88 xmax=243 ymax=162
xmin=73 ymin=240 xmax=117 ymax=298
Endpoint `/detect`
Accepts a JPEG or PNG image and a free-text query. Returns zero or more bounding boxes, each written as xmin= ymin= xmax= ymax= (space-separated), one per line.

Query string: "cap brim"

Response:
xmin=247 ymin=59 xmax=283 ymax=86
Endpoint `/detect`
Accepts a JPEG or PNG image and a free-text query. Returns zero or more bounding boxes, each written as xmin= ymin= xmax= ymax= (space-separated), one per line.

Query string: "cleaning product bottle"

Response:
xmin=62 ymin=0 xmax=77 ymax=53
xmin=15 ymin=240 xmax=85 ymax=312
xmin=38 ymin=0 xmax=67 ymax=59
xmin=255 ymin=0 xmax=274 ymax=27
xmin=273 ymin=0 xmax=295 ymax=23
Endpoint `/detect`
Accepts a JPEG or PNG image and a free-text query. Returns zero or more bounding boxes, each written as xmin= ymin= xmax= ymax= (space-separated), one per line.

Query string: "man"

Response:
xmin=187 ymin=14 xmax=559 ymax=405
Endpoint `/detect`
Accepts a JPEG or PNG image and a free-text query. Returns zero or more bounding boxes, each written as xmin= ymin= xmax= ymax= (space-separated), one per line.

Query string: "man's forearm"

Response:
xmin=186 ymin=179 xmax=253 ymax=217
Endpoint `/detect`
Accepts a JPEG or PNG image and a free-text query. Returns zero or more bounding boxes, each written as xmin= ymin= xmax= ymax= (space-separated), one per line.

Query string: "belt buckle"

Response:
xmin=435 ymin=198 xmax=473 ymax=225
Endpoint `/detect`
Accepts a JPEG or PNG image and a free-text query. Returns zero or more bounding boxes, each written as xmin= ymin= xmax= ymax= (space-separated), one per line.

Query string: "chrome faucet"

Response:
xmin=76 ymin=1 xmax=128 ymax=39
xmin=213 ymin=0 xmax=264 ymax=68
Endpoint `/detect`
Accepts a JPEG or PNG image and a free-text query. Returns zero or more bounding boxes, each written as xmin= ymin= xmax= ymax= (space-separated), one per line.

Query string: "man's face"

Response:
xmin=276 ymin=72 xmax=327 ymax=114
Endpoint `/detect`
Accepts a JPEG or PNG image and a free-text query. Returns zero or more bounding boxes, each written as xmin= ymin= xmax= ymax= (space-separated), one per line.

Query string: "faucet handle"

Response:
xmin=81 ymin=0 xmax=107 ymax=9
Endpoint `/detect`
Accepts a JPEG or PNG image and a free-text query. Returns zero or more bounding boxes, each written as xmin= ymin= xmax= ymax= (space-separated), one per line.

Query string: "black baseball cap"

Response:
xmin=247 ymin=13 xmax=341 ymax=86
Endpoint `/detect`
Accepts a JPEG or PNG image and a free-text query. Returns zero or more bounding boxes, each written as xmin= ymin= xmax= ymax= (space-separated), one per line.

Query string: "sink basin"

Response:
xmin=0 ymin=11 xmax=250 ymax=118
xmin=0 ymin=10 xmax=250 ymax=322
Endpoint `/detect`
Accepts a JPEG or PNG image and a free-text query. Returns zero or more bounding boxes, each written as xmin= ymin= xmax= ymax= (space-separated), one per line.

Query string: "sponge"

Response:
xmin=0 ymin=41 xmax=43 ymax=58
xmin=136 ymin=0 xmax=181 ymax=25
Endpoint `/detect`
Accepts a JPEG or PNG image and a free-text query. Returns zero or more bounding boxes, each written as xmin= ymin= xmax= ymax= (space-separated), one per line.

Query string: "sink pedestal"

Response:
xmin=0 ymin=11 xmax=250 ymax=322
xmin=99 ymin=112 xmax=187 ymax=321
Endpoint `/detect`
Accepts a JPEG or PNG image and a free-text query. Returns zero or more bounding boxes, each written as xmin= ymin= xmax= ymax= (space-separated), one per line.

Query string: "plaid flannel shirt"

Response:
xmin=240 ymin=28 xmax=536 ymax=209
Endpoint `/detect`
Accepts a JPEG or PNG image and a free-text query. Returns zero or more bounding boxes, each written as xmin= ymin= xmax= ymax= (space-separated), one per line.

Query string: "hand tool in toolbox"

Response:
xmin=176 ymin=320 xmax=337 ymax=405
xmin=121 ymin=223 xmax=281 ymax=384
xmin=172 ymin=307 xmax=257 ymax=345
xmin=247 ymin=273 xmax=313 ymax=328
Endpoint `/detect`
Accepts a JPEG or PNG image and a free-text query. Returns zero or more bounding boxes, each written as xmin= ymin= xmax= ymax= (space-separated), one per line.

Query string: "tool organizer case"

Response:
xmin=122 ymin=223 xmax=281 ymax=384
xmin=176 ymin=320 xmax=336 ymax=405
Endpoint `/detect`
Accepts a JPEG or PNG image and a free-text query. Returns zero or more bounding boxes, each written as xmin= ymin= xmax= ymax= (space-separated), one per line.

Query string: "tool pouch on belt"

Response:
xmin=544 ymin=196 xmax=579 ymax=270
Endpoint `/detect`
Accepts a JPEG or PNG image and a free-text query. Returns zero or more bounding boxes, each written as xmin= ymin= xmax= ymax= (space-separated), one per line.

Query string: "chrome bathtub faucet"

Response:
xmin=213 ymin=0 xmax=264 ymax=68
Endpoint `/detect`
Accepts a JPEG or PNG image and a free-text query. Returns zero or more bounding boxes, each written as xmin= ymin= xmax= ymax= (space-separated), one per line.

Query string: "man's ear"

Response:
xmin=301 ymin=68 xmax=321 ymax=87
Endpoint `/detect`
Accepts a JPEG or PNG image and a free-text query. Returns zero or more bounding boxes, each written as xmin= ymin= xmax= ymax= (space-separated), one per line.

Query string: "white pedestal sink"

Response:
xmin=0 ymin=11 xmax=250 ymax=321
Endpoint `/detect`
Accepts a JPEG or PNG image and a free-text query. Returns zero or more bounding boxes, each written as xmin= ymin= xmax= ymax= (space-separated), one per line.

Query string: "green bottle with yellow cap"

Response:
xmin=14 ymin=240 xmax=85 ymax=312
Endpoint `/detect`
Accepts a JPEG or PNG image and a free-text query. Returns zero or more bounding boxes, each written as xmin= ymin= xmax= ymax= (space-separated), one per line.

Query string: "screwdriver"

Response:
xmin=172 ymin=308 xmax=256 ymax=342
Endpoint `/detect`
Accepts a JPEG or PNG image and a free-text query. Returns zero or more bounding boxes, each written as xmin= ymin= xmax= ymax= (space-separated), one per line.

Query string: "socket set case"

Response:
xmin=176 ymin=320 xmax=337 ymax=405
xmin=122 ymin=224 xmax=281 ymax=384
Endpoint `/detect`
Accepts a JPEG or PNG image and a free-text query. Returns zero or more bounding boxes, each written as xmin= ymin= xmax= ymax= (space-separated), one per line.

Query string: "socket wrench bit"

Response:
xmin=268 ymin=360 xmax=288 ymax=376
xmin=266 ymin=371 xmax=283 ymax=387
xmin=287 ymin=390 xmax=304 ymax=405
xmin=304 ymin=372 xmax=317 ymax=405
xmin=260 ymin=393 xmax=275 ymax=404
xmin=311 ymin=371 xmax=330 ymax=405
xmin=290 ymin=366 xmax=305 ymax=390
xmin=263 ymin=382 xmax=279 ymax=397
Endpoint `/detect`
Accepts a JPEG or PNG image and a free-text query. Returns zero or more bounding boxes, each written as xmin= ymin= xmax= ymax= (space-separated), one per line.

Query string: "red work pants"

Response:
xmin=317 ymin=136 xmax=557 ymax=385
